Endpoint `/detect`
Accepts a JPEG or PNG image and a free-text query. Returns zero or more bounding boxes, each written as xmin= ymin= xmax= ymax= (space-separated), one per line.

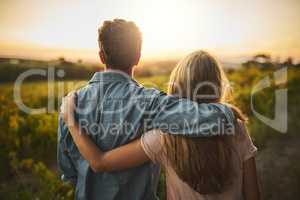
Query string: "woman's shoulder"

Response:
xmin=235 ymin=120 xmax=248 ymax=136
xmin=233 ymin=119 xmax=250 ymax=145
xmin=142 ymin=129 xmax=163 ymax=143
xmin=233 ymin=120 xmax=258 ymax=161
xmin=140 ymin=129 xmax=164 ymax=162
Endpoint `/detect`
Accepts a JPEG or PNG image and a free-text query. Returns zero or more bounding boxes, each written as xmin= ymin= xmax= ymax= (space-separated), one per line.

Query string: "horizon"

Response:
xmin=1 ymin=0 xmax=300 ymax=63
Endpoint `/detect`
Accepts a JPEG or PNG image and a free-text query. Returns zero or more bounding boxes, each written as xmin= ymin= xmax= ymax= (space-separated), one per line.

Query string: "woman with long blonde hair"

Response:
xmin=61 ymin=50 xmax=260 ymax=199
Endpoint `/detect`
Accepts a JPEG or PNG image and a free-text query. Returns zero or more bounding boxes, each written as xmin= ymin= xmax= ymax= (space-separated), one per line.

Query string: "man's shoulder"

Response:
xmin=135 ymin=85 xmax=163 ymax=97
xmin=76 ymin=83 xmax=99 ymax=102
xmin=128 ymin=84 xmax=169 ymax=106
xmin=75 ymin=80 xmax=167 ymax=107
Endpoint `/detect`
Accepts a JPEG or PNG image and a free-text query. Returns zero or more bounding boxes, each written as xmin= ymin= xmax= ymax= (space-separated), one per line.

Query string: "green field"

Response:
xmin=0 ymin=67 xmax=300 ymax=199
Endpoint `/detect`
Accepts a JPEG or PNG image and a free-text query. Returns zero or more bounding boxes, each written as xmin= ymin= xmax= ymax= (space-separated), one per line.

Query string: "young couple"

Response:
xmin=58 ymin=19 xmax=260 ymax=200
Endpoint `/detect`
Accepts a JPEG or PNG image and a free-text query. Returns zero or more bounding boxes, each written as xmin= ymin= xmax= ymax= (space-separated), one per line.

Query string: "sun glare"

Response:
xmin=133 ymin=0 xmax=200 ymax=57
xmin=1 ymin=0 xmax=299 ymax=61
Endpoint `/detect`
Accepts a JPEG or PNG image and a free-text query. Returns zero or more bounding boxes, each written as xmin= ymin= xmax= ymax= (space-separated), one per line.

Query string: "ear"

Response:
xmin=133 ymin=51 xmax=141 ymax=66
xmin=99 ymin=50 xmax=105 ymax=64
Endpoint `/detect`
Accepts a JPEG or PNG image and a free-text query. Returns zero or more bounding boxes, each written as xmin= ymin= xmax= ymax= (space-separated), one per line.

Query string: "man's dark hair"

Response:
xmin=98 ymin=19 xmax=142 ymax=69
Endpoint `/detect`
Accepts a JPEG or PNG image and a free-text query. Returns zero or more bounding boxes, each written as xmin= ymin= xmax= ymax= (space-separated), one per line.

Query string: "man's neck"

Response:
xmin=105 ymin=66 xmax=133 ymax=77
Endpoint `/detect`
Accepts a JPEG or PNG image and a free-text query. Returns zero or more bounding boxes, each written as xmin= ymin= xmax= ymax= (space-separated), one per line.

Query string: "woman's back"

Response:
xmin=141 ymin=121 xmax=257 ymax=200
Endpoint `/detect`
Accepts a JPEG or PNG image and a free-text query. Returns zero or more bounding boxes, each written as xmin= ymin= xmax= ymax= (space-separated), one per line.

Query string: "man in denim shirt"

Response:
xmin=58 ymin=19 xmax=235 ymax=200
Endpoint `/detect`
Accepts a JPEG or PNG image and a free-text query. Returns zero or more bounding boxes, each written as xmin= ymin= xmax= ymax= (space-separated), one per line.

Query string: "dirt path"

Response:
xmin=256 ymin=135 xmax=300 ymax=200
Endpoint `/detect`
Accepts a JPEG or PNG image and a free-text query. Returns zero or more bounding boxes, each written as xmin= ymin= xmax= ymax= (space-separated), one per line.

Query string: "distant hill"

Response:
xmin=242 ymin=54 xmax=300 ymax=69
xmin=1 ymin=55 xmax=298 ymax=83
xmin=0 ymin=57 xmax=102 ymax=82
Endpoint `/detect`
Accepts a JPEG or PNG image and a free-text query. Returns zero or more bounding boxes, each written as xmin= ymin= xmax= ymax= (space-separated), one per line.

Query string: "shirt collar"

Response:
xmin=89 ymin=70 xmax=138 ymax=84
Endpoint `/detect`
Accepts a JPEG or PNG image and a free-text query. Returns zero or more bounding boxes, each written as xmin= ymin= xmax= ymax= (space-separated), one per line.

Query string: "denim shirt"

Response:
xmin=57 ymin=71 xmax=235 ymax=200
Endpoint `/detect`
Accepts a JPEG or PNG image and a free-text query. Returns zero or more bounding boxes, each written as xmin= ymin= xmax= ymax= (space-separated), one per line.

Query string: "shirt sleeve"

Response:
xmin=57 ymin=115 xmax=78 ymax=185
xmin=236 ymin=121 xmax=257 ymax=161
xmin=140 ymin=129 xmax=163 ymax=163
xmin=147 ymin=91 xmax=235 ymax=137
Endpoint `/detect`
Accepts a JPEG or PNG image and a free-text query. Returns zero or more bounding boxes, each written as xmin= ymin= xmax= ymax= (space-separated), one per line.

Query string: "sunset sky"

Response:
xmin=0 ymin=0 xmax=300 ymax=62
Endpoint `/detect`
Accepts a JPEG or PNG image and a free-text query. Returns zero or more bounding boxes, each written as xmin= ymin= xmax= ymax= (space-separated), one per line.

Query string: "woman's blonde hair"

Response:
xmin=163 ymin=50 xmax=246 ymax=194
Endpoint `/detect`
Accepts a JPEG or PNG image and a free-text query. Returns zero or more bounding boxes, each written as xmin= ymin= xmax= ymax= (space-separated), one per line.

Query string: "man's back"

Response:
xmin=58 ymin=71 xmax=234 ymax=200
xmin=58 ymin=71 xmax=163 ymax=200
